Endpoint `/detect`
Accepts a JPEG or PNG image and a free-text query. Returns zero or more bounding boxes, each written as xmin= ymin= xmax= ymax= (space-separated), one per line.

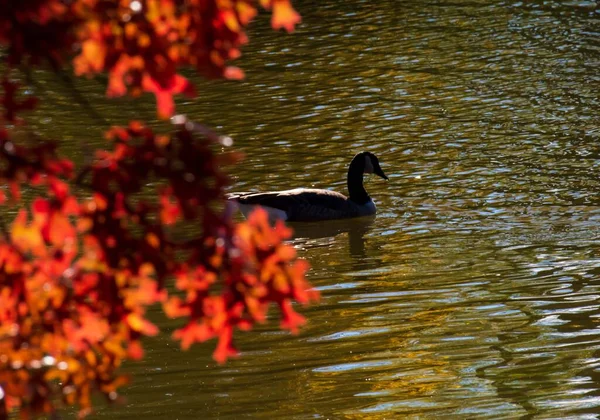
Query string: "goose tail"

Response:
xmin=225 ymin=192 xmax=288 ymax=221
xmin=226 ymin=192 xmax=251 ymax=201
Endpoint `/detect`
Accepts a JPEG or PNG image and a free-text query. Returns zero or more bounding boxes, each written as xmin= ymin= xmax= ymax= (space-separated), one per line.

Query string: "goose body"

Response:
xmin=227 ymin=152 xmax=388 ymax=222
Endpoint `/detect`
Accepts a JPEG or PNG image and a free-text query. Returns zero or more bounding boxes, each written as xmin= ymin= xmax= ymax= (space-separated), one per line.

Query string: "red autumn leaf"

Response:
xmin=159 ymin=188 xmax=181 ymax=225
xmin=213 ymin=326 xmax=238 ymax=364
xmin=173 ymin=323 xmax=204 ymax=350
xmin=128 ymin=340 xmax=144 ymax=360
xmin=142 ymin=74 xmax=196 ymax=119
xmin=279 ymin=299 xmax=306 ymax=333
xmin=61 ymin=196 xmax=80 ymax=215
xmin=48 ymin=178 xmax=70 ymax=201
xmin=32 ymin=198 xmax=50 ymax=222
xmin=9 ymin=181 xmax=21 ymax=202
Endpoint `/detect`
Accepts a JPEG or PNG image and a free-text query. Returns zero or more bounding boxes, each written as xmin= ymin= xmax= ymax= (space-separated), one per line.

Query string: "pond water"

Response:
xmin=33 ymin=0 xmax=600 ymax=418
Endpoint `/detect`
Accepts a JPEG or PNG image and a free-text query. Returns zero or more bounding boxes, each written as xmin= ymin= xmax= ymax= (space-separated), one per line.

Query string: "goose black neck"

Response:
xmin=347 ymin=158 xmax=370 ymax=204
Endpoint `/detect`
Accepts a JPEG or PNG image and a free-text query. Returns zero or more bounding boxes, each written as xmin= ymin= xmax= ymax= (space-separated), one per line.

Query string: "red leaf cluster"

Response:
xmin=0 ymin=0 xmax=302 ymax=119
xmin=169 ymin=208 xmax=315 ymax=363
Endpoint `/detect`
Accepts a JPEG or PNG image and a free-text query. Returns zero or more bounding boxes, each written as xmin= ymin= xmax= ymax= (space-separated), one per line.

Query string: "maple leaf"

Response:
xmin=142 ymin=74 xmax=196 ymax=119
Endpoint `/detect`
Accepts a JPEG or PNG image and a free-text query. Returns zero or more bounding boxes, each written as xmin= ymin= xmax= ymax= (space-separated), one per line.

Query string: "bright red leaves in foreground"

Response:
xmin=0 ymin=0 xmax=311 ymax=417
xmin=0 ymin=116 xmax=318 ymax=417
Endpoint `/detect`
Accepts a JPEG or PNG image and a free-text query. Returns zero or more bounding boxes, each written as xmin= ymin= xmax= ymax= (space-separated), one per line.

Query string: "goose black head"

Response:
xmin=360 ymin=152 xmax=388 ymax=180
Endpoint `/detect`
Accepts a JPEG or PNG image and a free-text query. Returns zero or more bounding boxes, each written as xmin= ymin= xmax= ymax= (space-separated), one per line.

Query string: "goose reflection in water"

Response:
xmin=288 ymin=215 xmax=382 ymax=272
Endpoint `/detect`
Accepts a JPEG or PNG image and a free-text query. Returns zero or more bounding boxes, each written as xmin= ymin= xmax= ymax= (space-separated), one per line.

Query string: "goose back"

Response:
xmin=228 ymin=188 xmax=376 ymax=221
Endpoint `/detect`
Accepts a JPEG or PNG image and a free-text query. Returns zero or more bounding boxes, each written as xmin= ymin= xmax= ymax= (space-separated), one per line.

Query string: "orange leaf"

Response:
xmin=124 ymin=277 xmax=165 ymax=307
xmin=221 ymin=10 xmax=240 ymax=32
xmin=73 ymin=40 xmax=106 ymax=75
xmin=48 ymin=213 xmax=76 ymax=249
xmin=146 ymin=232 xmax=160 ymax=248
xmin=163 ymin=296 xmax=191 ymax=318
xmin=11 ymin=209 xmax=45 ymax=256
xmin=236 ymin=1 xmax=257 ymax=25
xmin=276 ymin=244 xmax=296 ymax=260
xmin=126 ymin=313 xmax=159 ymax=336
xmin=271 ymin=0 xmax=300 ymax=32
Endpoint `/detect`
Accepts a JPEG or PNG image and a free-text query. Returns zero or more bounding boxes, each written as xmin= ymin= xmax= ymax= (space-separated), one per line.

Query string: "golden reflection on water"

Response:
xmin=31 ymin=0 xmax=600 ymax=418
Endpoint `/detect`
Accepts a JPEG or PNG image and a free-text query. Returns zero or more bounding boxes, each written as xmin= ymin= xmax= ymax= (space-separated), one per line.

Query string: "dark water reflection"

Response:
xmin=36 ymin=0 xmax=600 ymax=418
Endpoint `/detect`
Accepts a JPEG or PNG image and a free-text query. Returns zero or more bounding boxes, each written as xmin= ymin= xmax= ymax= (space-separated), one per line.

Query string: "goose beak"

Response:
xmin=375 ymin=166 xmax=388 ymax=181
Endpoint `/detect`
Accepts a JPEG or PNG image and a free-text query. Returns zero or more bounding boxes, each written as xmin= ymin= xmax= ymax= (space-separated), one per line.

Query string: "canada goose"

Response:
xmin=227 ymin=152 xmax=388 ymax=221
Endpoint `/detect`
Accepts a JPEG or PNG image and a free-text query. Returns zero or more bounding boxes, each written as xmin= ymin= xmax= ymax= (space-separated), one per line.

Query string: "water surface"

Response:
xmin=36 ymin=0 xmax=600 ymax=418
